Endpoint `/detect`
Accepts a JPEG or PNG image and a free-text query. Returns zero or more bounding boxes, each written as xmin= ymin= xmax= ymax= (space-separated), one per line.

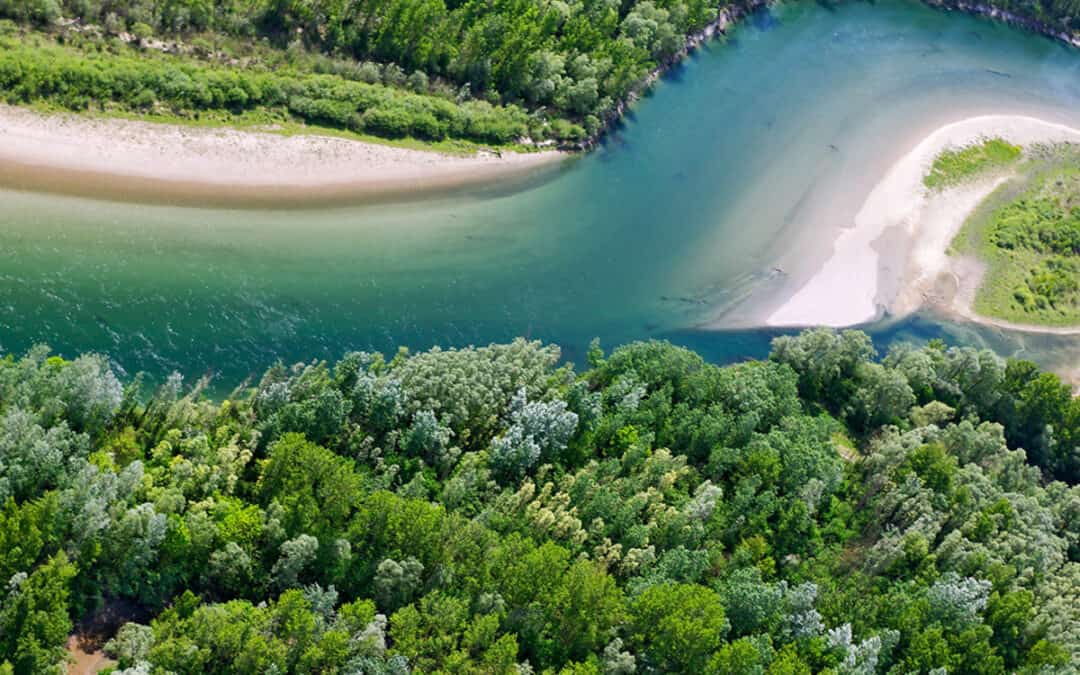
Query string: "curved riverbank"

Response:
xmin=926 ymin=0 xmax=1080 ymax=49
xmin=764 ymin=115 xmax=1080 ymax=329
xmin=0 ymin=105 xmax=565 ymax=207
xmin=941 ymin=253 xmax=1080 ymax=334
xmin=585 ymin=0 xmax=767 ymax=149
xmin=585 ymin=0 xmax=1079 ymax=149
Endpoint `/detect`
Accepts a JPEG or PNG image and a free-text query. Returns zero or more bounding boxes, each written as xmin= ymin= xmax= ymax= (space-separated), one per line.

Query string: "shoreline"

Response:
xmin=1 ymin=0 xmax=1072 ymax=199
xmin=583 ymin=0 xmax=1078 ymax=149
xmin=0 ymin=105 xmax=566 ymax=207
xmin=584 ymin=0 xmax=768 ymax=149
xmin=763 ymin=115 xmax=1080 ymax=330
xmin=925 ymin=0 xmax=1080 ymax=49
xmin=935 ymin=255 xmax=1080 ymax=335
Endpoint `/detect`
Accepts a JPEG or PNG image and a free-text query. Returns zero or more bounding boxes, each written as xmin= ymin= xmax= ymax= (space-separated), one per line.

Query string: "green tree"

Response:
xmin=257 ymin=433 xmax=362 ymax=536
xmin=0 ymin=552 xmax=77 ymax=675
xmin=630 ymin=583 xmax=728 ymax=672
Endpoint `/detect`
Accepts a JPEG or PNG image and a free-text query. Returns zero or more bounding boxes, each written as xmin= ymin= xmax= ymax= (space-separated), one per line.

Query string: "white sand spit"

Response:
xmin=765 ymin=115 xmax=1080 ymax=328
xmin=0 ymin=104 xmax=562 ymax=203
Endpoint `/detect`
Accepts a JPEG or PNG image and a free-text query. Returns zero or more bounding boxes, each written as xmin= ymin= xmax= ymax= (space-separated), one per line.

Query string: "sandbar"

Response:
xmin=765 ymin=115 xmax=1080 ymax=328
xmin=0 ymin=104 xmax=564 ymax=206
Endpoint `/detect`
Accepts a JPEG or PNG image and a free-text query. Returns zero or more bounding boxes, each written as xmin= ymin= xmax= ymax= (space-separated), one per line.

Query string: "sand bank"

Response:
xmin=0 ymin=105 xmax=564 ymax=206
xmin=765 ymin=115 xmax=1080 ymax=328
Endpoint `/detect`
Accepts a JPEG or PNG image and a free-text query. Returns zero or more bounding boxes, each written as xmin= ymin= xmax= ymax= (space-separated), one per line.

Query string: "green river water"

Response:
xmin=2 ymin=0 xmax=1080 ymax=386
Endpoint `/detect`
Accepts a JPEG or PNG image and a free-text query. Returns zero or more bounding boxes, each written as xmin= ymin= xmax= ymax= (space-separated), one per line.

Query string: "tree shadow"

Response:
xmin=597 ymin=115 xmax=634 ymax=158
xmin=750 ymin=7 xmax=782 ymax=31
xmin=661 ymin=59 xmax=690 ymax=84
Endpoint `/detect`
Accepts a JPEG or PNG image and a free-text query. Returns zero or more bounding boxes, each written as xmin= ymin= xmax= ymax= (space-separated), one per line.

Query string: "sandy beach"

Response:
xmin=0 ymin=105 xmax=564 ymax=206
xmin=765 ymin=115 xmax=1080 ymax=328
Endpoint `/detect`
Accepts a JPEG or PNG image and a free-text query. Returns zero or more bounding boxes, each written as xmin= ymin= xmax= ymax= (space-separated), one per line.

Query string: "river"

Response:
xmin=2 ymin=0 xmax=1079 ymax=386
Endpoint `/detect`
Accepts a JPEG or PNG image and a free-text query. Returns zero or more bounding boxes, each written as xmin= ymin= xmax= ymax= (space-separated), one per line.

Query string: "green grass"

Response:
xmin=924 ymin=137 xmax=1022 ymax=190
xmin=66 ymin=102 xmax=537 ymax=156
xmin=949 ymin=145 xmax=1080 ymax=326
xmin=22 ymin=98 xmax=520 ymax=157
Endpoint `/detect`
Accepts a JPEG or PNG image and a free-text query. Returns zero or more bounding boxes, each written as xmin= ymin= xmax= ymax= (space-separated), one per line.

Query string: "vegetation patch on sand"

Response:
xmin=950 ymin=144 xmax=1080 ymax=326
xmin=923 ymin=137 xmax=1021 ymax=190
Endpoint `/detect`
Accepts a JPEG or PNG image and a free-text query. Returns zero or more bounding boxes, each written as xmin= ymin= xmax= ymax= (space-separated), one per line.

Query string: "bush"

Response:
xmin=362 ymin=106 xmax=411 ymax=137
xmin=409 ymin=111 xmax=446 ymax=140
xmin=133 ymin=88 xmax=156 ymax=109
xmin=131 ymin=22 xmax=154 ymax=42
xmin=550 ymin=118 xmax=586 ymax=142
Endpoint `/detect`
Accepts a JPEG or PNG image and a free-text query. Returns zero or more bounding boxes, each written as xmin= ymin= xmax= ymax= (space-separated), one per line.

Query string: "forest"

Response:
xmin=0 ymin=0 xmax=715 ymax=147
xmin=1 ymin=0 xmax=1075 ymax=149
xmin=1 ymin=330 xmax=1078 ymax=673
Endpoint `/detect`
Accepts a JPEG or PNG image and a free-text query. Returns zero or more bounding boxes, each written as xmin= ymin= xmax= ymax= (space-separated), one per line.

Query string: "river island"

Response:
xmin=765 ymin=115 xmax=1080 ymax=332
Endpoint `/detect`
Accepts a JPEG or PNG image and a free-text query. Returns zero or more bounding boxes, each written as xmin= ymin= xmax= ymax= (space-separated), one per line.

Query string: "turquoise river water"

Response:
xmin=2 ymin=0 xmax=1080 ymax=387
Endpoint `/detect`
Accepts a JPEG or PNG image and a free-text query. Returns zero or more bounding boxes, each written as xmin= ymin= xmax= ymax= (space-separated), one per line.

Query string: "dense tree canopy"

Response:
xmin=0 ymin=331 xmax=1078 ymax=673
xmin=2 ymin=0 xmax=1079 ymax=146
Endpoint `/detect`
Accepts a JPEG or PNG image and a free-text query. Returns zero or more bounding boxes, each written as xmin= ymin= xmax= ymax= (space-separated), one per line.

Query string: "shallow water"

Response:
xmin=2 ymin=0 xmax=1080 ymax=386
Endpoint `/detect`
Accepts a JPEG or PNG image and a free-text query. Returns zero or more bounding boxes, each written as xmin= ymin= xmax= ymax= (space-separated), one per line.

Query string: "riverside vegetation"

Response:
xmin=948 ymin=143 xmax=1080 ymax=326
xmin=0 ymin=0 xmax=727 ymax=147
xmin=1 ymin=331 xmax=1080 ymax=673
xmin=1 ymin=0 xmax=1079 ymax=149
xmin=0 ymin=24 xmax=543 ymax=148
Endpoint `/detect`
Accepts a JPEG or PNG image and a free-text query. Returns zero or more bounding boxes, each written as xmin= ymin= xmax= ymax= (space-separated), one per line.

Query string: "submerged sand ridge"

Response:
xmin=0 ymin=105 xmax=563 ymax=205
xmin=765 ymin=115 xmax=1080 ymax=329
